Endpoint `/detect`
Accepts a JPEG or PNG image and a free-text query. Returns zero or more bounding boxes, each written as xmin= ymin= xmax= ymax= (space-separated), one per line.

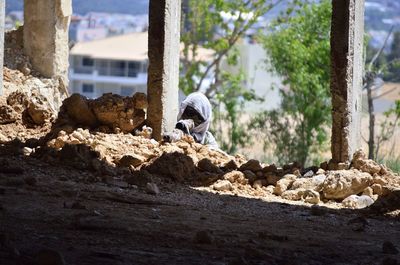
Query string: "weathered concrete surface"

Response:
xmin=147 ymin=0 xmax=181 ymax=141
xmin=23 ymin=0 xmax=72 ymax=84
xmin=330 ymin=0 xmax=365 ymax=162
xmin=0 ymin=0 xmax=5 ymax=95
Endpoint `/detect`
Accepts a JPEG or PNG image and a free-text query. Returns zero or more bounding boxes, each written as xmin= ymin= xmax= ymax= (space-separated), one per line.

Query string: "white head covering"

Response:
xmin=177 ymin=92 xmax=212 ymax=143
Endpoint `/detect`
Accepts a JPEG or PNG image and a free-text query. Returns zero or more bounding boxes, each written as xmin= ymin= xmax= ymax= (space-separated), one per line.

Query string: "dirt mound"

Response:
xmin=53 ymin=93 xmax=147 ymax=134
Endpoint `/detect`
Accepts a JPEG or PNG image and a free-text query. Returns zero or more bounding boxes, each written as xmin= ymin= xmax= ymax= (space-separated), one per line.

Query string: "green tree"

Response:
xmin=253 ymin=0 xmax=332 ymax=165
xmin=180 ymin=0 xmax=282 ymax=153
xmin=385 ymin=31 xmax=400 ymax=82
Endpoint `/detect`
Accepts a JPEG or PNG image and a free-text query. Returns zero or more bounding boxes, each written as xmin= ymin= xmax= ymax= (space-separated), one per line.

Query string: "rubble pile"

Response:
xmin=206 ymin=149 xmax=400 ymax=209
xmin=41 ymin=120 xmax=400 ymax=210
xmin=0 ymin=28 xmax=69 ymax=141
xmin=52 ymin=93 xmax=148 ymax=134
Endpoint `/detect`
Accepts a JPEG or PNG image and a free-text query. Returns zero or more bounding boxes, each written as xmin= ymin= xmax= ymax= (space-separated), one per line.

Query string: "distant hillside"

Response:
xmin=6 ymin=0 xmax=149 ymax=15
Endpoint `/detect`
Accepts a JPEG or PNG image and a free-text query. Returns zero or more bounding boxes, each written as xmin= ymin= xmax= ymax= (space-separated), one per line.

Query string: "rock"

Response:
xmin=27 ymin=102 xmax=50 ymax=125
xmin=118 ymin=154 xmax=146 ymax=168
xmin=263 ymin=163 xmax=277 ymax=173
xmin=213 ymin=180 xmax=233 ymax=191
xmin=302 ymin=190 xmax=320 ymax=204
xmin=303 ymin=170 xmax=314 ymax=178
xmin=316 ymin=168 xmax=325 ymax=175
xmin=223 ymin=171 xmax=247 ymax=185
xmin=281 ymin=189 xmax=304 ymax=201
xmin=266 ymin=173 xmax=280 ymax=186
xmin=371 ymin=183 xmax=383 ymax=196
xmin=352 ymin=149 xmax=381 ymax=175
xmin=35 ymin=248 xmax=65 ymax=265
xmin=222 ymin=160 xmax=238 ymax=171
xmin=146 ymin=152 xmax=195 ymax=182
xmin=342 ymin=195 xmax=375 ymax=209
xmin=146 ymin=182 xmax=160 ymax=195
xmin=273 ymin=177 xmax=296 ymax=196
xmin=239 ymin=159 xmax=262 ymax=172
xmin=282 ymin=174 xmax=297 ymax=181
xmin=90 ymin=93 xmax=146 ymax=133
xmin=265 ymin=185 xmax=275 ymax=193
xmin=0 ymin=132 xmax=8 ymax=143
xmin=322 ymin=170 xmax=372 ymax=200
xmin=194 ymin=230 xmax=213 ymax=244
xmin=62 ymin=93 xmax=97 ymax=127
xmin=291 ymin=178 xmax=313 ymax=190
xmin=125 ymin=170 xmax=153 ymax=187
xmin=320 ymin=161 xmax=328 ymax=171
xmin=243 ymin=170 xmax=257 ymax=184
xmin=362 ymin=187 xmax=374 ymax=198
xmin=383 ymin=241 xmax=399 ymax=255
xmin=23 ymin=147 xmax=33 ymax=156
xmin=197 ymin=158 xmax=223 ymax=174
xmin=252 ymin=179 xmax=266 ymax=189
xmin=0 ymin=105 xmax=18 ymax=124
xmin=373 ymin=175 xmax=387 ymax=186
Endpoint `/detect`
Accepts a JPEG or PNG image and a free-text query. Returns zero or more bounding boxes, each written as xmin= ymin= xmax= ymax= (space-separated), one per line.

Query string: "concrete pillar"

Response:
xmin=23 ymin=0 xmax=72 ymax=82
xmin=330 ymin=0 xmax=365 ymax=163
xmin=147 ymin=0 xmax=181 ymax=141
xmin=0 ymin=0 xmax=4 ymax=95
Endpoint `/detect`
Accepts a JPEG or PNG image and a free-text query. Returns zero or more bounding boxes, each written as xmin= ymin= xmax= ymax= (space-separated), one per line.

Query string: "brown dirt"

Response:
xmin=0 ymin=81 xmax=399 ymax=264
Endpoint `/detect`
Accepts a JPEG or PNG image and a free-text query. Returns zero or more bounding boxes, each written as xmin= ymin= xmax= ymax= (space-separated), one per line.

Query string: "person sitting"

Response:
xmin=176 ymin=92 xmax=218 ymax=149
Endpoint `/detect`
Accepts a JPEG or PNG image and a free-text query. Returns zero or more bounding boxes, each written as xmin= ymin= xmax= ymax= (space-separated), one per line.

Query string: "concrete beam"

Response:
xmin=330 ymin=0 xmax=365 ymax=163
xmin=0 ymin=0 xmax=4 ymax=95
xmin=147 ymin=0 xmax=181 ymax=141
xmin=23 ymin=0 xmax=72 ymax=83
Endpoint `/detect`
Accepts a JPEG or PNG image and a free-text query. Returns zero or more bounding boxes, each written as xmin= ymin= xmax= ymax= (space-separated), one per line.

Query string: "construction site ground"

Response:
xmin=0 ymin=105 xmax=399 ymax=265
xmin=0 ymin=148 xmax=399 ymax=265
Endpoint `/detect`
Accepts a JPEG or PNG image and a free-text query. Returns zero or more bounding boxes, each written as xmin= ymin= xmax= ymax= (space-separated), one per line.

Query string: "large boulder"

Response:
xmin=322 ymin=170 xmax=372 ymax=200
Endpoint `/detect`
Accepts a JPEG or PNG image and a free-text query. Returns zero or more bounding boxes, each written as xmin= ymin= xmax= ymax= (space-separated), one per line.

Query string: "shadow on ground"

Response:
xmin=0 ymin=135 xmax=399 ymax=265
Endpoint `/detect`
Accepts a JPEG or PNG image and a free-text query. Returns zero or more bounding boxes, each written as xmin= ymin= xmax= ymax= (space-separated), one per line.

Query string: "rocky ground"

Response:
xmin=0 ymin=50 xmax=400 ymax=264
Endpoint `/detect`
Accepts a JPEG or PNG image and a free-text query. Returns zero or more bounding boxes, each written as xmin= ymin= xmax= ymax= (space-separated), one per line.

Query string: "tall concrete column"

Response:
xmin=147 ymin=0 xmax=181 ymax=141
xmin=23 ymin=0 xmax=72 ymax=82
xmin=330 ymin=0 xmax=365 ymax=163
xmin=0 ymin=0 xmax=5 ymax=95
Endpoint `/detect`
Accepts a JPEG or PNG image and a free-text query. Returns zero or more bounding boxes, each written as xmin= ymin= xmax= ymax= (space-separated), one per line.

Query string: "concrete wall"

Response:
xmin=330 ymin=0 xmax=365 ymax=162
xmin=147 ymin=0 xmax=181 ymax=140
xmin=23 ymin=0 xmax=72 ymax=84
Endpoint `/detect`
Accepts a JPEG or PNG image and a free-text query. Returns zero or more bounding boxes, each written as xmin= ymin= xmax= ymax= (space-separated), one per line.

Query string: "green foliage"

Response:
xmin=253 ymin=0 xmax=332 ymax=165
xmin=180 ymin=0 xmax=279 ymax=153
xmin=384 ymin=31 xmax=400 ymax=82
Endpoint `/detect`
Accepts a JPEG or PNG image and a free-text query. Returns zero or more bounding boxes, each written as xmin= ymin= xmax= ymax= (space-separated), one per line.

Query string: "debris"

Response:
xmin=342 ymin=195 xmax=375 ymax=209
xmin=302 ymin=189 xmax=320 ymax=204
xmin=322 ymin=170 xmax=372 ymax=200
xmin=213 ymin=180 xmax=233 ymax=191
xmin=146 ymin=182 xmax=160 ymax=195
xmin=239 ymin=159 xmax=262 ymax=172
xmin=352 ymin=149 xmax=382 ymax=175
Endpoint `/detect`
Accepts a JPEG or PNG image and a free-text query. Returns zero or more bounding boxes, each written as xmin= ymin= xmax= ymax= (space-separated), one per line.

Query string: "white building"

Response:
xmin=69 ymin=31 xmax=214 ymax=99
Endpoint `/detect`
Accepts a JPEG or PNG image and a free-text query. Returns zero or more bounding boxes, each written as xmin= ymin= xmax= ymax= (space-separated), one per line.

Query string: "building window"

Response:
xmin=120 ymin=86 xmax=135 ymax=97
xmin=82 ymin=83 xmax=94 ymax=93
xmin=128 ymin=62 xmax=140 ymax=77
xmin=82 ymin=57 xmax=94 ymax=67
xmin=110 ymin=61 xmax=126 ymax=76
